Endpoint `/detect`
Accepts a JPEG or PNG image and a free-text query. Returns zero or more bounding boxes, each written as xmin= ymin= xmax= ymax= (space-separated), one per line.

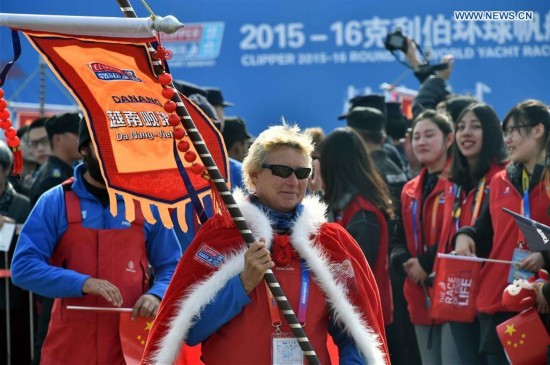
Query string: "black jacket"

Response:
xmin=29 ymin=155 xmax=74 ymax=207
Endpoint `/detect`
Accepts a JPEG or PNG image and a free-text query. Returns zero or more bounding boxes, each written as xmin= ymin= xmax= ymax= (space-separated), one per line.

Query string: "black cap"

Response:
xmin=188 ymin=94 xmax=220 ymax=125
xmin=386 ymin=102 xmax=405 ymax=122
xmin=205 ymin=87 xmax=234 ymax=108
xmin=344 ymin=107 xmax=386 ymax=132
xmin=78 ymin=117 xmax=91 ymax=152
xmin=45 ymin=113 xmax=81 ymax=139
xmin=339 ymin=94 xmax=387 ymax=120
xmin=223 ymin=116 xmax=252 ymax=142
xmin=385 ymin=102 xmax=408 ymax=140
xmin=173 ymin=80 xmax=207 ymax=97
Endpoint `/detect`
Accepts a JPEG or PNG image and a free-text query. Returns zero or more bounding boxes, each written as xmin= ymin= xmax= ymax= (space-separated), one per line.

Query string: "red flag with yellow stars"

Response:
xmin=497 ymin=308 xmax=550 ymax=365
xmin=119 ymin=312 xmax=154 ymax=365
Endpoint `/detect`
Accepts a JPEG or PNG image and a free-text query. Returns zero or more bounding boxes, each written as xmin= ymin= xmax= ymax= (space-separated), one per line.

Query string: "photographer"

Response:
xmin=385 ymin=29 xmax=455 ymax=118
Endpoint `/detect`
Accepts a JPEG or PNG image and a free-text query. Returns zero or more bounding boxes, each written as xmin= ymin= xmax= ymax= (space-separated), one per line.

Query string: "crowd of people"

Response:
xmin=1 ymin=42 xmax=550 ymax=365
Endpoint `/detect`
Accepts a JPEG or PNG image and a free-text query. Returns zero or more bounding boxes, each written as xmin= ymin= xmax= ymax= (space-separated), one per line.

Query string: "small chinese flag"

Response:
xmin=119 ymin=312 xmax=154 ymax=365
xmin=497 ymin=308 xmax=550 ymax=365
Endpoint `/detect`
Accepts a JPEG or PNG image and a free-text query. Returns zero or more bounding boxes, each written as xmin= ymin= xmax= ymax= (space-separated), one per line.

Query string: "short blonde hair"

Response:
xmin=242 ymin=123 xmax=314 ymax=191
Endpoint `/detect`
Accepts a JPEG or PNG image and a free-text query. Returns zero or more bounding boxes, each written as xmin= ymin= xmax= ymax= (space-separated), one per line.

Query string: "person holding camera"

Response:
xmin=385 ymin=30 xmax=455 ymax=120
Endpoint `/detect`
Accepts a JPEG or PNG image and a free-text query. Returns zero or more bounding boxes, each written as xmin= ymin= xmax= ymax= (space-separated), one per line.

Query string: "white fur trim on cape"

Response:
xmin=150 ymin=190 xmax=385 ymax=364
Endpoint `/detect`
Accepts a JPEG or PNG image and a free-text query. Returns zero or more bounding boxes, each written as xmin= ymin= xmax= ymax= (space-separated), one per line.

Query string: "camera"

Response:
xmin=384 ymin=28 xmax=408 ymax=53
xmin=385 ymin=29 xmax=450 ymax=75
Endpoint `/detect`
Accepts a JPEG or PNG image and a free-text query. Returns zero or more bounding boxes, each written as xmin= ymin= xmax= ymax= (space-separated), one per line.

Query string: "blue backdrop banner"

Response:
xmin=1 ymin=0 xmax=549 ymax=135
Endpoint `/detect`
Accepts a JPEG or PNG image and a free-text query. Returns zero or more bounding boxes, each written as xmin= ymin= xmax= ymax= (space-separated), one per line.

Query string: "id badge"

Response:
xmin=271 ymin=332 xmax=304 ymax=365
xmin=508 ymin=248 xmax=535 ymax=283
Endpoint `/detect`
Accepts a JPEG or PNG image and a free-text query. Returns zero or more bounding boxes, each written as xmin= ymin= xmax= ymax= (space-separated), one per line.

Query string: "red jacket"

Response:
xmin=477 ymin=168 xmax=550 ymax=314
xmin=436 ymin=162 xmax=505 ymax=260
xmin=337 ymin=195 xmax=393 ymax=325
xmin=41 ymin=190 xmax=149 ymax=365
xmin=143 ymin=192 xmax=389 ymax=364
xmin=401 ymin=168 xmax=447 ymax=325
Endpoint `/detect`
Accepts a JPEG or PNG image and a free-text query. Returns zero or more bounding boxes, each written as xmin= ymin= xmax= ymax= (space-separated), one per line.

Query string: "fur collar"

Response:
xmin=151 ymin=190 xmax=385 ymax=364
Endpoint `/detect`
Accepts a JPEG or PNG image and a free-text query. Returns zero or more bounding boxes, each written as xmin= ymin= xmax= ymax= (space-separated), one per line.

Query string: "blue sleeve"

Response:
xmin=144 ymin=219 xmax=182 ymax=300
xmin=328 ymin=317 xmax=366 ymax=365
xmin=229 ymin=159 xmax=244 ymax=191
xmin=170 ymin=195 xmax=214 ymax=254
xmin=186 ymin=275 xmax=251 ymax=345
xmin=11 ymin=187 xmax=90 ymax=298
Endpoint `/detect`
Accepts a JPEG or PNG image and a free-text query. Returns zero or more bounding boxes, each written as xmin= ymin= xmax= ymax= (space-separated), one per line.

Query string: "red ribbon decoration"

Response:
xmin=272 ymin=234 xmax=297 ymax=267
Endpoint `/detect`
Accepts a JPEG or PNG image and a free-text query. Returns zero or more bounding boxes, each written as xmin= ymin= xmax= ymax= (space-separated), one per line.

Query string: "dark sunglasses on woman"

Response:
xmin=261 ymin=164 xmax=311 ymax=180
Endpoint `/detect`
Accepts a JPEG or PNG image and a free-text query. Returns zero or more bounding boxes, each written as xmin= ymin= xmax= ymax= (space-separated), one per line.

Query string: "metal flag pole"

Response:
xmin=115 ymin=1 xmax=320 ymax=363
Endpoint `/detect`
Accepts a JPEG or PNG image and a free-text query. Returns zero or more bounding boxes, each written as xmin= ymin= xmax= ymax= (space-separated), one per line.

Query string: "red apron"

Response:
xmin=41 ymin=189 xmax=148 ymax=365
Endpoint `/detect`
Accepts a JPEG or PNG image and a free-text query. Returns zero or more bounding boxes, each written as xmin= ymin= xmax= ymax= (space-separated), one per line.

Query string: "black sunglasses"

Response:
xmin=261 ymin=164 xmax=311 ymax=180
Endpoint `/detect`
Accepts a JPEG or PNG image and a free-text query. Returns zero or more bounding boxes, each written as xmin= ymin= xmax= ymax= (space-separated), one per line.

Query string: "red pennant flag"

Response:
xmin=119 ymin=312 xmax=154 ymax=365
xmin=9 ymin=19 xmax=229 ymax=231
xmin=497 ymin=308 xmax=550 ymax=365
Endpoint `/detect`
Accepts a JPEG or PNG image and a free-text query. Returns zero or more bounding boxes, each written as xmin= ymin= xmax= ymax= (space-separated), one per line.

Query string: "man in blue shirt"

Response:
xmin=11 ymin=119 xmax=181 ymax=364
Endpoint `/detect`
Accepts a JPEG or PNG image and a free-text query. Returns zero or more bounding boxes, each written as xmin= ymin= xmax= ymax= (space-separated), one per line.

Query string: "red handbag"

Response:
xmin=428 ymin=254 xmax=481 ymax=322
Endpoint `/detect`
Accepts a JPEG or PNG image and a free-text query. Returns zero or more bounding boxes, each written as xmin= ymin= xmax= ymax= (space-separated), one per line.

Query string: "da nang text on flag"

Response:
xmin=5 ymin=17 xmax=229 ymax=230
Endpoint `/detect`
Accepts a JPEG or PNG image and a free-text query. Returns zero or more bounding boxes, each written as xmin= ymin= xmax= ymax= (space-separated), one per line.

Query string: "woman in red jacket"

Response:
xmin=391 ymin=109 xmax=454 ymax=364
xmin=319 ymin=127 xmax=394 ymax=326
xmin=434 ymin=103 xmax=507 ymax=364
xmin=455 ymin=99 xmax=550 ymax=364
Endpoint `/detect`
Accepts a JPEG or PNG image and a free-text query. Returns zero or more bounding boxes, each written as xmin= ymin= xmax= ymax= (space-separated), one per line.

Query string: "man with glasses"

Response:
xmin=29 ymin=113 xmax=81 ymax=207
xmin=26 ymin=113 xmax=82 ymax=364
xmin=27 ymin=118 xmax=52 ymax=167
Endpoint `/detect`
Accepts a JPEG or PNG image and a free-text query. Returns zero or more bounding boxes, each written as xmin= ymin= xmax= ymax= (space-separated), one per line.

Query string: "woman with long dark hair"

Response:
xmin=319 ymin=127 xmax=394 ymax=328
xmin=455 ymin=99 xmax=550 ymax=364
xmin=433 ymin=103 xmax=507 ymax=364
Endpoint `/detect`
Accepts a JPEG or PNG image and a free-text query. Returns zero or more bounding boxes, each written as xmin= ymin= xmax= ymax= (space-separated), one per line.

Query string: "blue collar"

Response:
xmin=249 ymin=194 xmax=304 ymax=234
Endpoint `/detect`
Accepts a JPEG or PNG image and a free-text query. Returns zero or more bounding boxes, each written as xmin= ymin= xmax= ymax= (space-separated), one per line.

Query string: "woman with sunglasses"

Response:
xmin=391 ymin=110 xmax=454 ymax=364
xmin=454 ymin=99 xmax=550 ymax=364
xmin=432 ymin=103 xmax=507 ymax=365
xmin=143 ymin=124 xmax=389 ymax=364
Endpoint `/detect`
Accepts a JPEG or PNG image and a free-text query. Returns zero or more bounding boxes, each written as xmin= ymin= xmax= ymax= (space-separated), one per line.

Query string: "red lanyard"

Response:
xmin=412 ymin=193 xmax=442 ymax=255
xmin=451 ymin=176 xmax=486 ymax=229
xmin=470 ymin=176 xmax=486 ymax=224
xmin=447 ymin=177 xmax=486 ymax=253
xmin=264 ymin=259 xmax=309 ymax=333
